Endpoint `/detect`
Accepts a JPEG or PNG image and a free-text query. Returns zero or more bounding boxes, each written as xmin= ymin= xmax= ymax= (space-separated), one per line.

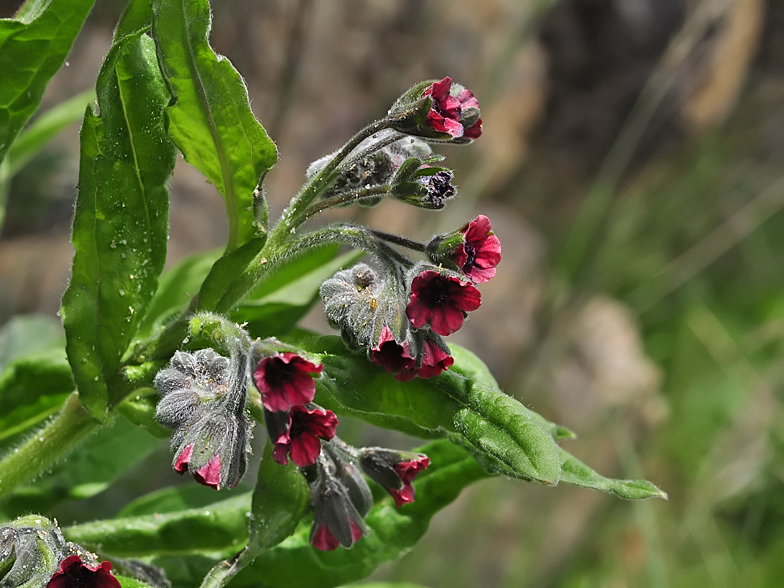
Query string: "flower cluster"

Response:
xmin=0 ymin=516 xmax=123 ymax=588
xmin=154 ymin=347 xmax=253 ymax=490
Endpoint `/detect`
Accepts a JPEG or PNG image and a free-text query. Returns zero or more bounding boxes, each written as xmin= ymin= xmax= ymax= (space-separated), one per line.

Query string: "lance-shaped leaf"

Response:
xmin=151 ymin=0 xmax=277 ymax=252
xmin=61 ymin=32 xmax=176 ymax=417
xmin=558 ymin=447 xmax=667 ymax=500
xmin=0 ymin=0 xmax=96 ymax=165
xmin=294 ymin=334 xmax=561 ymax=485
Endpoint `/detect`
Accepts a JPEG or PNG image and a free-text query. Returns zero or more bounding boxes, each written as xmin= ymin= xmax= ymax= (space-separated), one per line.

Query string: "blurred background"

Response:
xmin=2 ymin=0 xmax=784 ymax=586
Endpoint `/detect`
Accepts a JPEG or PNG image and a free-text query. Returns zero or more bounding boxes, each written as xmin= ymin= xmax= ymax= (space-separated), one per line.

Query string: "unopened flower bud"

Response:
xmin=427 ymin=215 xmax=501 ymax=283
xmin=391 ymin=162 xmax=456 ymax=210
xmin=323 ymin=442 xmax=373 ymax=518
xmin=155 ymin=348 xmax=253 ymax=490
xmin=359 ymin=448 xmax=430 ymax=507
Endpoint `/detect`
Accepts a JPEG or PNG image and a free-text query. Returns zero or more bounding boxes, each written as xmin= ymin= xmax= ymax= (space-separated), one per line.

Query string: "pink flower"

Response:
xmin=406 ymin=270 xmax=481 ymax=336
xmin=173 ymin=443 xmax=222 ymax=490
xmin=451 ymin=215 xmax=501 ymax=283
xmin=253 ymin=353 xmax=323 ymax=412
xmin=272 ymin=405 xmax=338 ymax=467
xmin=422 ymin=77 xmax=483 ymax=139
xmin=416 ymin=336 xmax=454 ymax=379
xmin=359 ymin=448 xmax=431 ymax=507
xmin=370 ymin=325 xmax=417 ymax=381
xmin=311 ymin=519 xmax=364 ymax=551
xmin=389 ymin=456 xmax=431 ymax=506
xmin=47 ymin=555 xmax=120 ymax=588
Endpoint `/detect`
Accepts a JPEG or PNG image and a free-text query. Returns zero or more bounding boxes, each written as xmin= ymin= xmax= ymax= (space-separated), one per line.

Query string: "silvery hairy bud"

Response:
xmin=306 ymin=131 xmax=435 ymax=206
xmin=155 ymin=347 xmax=253 ymax=490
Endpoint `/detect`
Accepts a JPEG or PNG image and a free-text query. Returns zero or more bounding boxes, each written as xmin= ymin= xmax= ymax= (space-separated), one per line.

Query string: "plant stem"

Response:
xmin=370 ymin=229 xmax=427 ymax=252
xmin=299 ymin=185 xmax=391 ymax=222
xmin=0 ymin=393 xmax=100 ymax=500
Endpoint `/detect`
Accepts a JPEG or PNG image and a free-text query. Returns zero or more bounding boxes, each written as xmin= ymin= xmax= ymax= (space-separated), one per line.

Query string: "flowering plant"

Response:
xmin=0 ymin=0 xmax=665 ymax=587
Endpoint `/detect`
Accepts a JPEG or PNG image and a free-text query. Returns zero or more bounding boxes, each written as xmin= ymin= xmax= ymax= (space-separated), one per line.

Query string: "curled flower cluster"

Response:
xmin=154 ymin=347 xmax=253 ymax=490
xmin=0 ymin=516 xmax=125 ymax=588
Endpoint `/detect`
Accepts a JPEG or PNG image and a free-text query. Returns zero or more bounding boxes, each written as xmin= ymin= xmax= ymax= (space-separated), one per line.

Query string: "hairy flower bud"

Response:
xmin=359 ymin=448 xmax=430 ymax=507
xmin=155 ymin=348 xmax=253 ymax=490
xmin=390 ymin=159 xmax=456 ymax=210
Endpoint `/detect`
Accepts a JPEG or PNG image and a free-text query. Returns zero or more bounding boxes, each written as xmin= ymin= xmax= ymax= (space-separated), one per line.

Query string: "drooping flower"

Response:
xmin=406 ymin=269 xmax=481 ymax=336
xmin=415 ymin=332 xmax=454 ymax=379
xmin=309 ymin=474 xmax=368 ymax=551
xmin=47 ymin=555 xmax=121 ymax=588
xmin=271 ymin=405 xmax=338 ymax=467
xmin=253 ymin=353 xmax=323 ymax=412
xmin=155 ymin=348 xmax=253 ymax=490
xmin=359 ymin=448 xmax=431 ymax=507
xmin=370 ymin=325 xmax=417 ymax=381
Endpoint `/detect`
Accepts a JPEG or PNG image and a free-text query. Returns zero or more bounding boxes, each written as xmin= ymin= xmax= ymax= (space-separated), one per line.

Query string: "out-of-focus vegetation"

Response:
xmin=1 ymin=0 xmax=783 ymax=586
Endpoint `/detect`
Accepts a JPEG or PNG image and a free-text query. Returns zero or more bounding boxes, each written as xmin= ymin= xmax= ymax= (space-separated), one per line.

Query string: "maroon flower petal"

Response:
xmin=388 ymin=456 xmax=431 ymax=507
xmin=428 ymin=304 xmax=467 ymax=337
xmin=253 ymin=353 xmax=323 ymax=412
xmin=193 ymin=454 xmax=222 ymax=490
xmin=422 ymin=77 xmax=465 ymax=138
xmin=311 ymin=523 xmax=341 ymax=551
xmin=457 ymin=88 xmax=480 ymax=111
xmin=407 ymin=271 xmax=481 ymax=336
xmin=47 ymin=555 xmax=121 ymax=588
xmin=289 ymin=433 xmax=323 ymax=467
xmin=371 ymin=326 xmax=417 ymax=375
xmin=174 ymin=443 xmax=193 ymax=474
xmin=456 ymin=215 xmax=501 ymax=283
xmin=416 ymin=340 xmax=454 ymax=379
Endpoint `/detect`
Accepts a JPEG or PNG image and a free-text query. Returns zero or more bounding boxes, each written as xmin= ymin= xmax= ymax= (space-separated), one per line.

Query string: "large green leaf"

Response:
xmin=60 ymin=32 xmax=176 ymax=417
xmin=63 ymin=441 xmax=486 ymax=588
xmin=151 ymin=0 xmax=277 ymax=252
xmin=294 ymin=333 xmax=562 ymax=485
xmin=0 ymin=313 xmax=63 ymax=371
xmin=1 ymin=415 xmax=161 ymax=518
xmin=232 ymin=441 xmax=487 ymax=588
xmin=0 ymin=0 xmax=96 ymax=165
xmin=64 ymin=492 xmax=253 ymax=556
xmin=0 ymin=347 xmax=72 ymax=445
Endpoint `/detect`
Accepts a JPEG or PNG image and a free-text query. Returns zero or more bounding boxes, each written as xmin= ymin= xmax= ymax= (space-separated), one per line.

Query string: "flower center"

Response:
xmin=462 ymin=242 xmax=477 ymax=272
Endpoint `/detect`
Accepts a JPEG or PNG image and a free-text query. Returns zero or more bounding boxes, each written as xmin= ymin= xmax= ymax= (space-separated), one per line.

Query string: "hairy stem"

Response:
xmin=0 ymin=393 xmax=100 ymax=500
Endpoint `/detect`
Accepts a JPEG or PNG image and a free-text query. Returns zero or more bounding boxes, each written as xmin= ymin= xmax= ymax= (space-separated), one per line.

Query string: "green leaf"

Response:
xmin=249 ymin=443 xmax=309 ymax=550
xmin=151 ymin=0 xmax=277 ymax=252
xmin=117 ymin=576 xmax=155 ymax=588
xmin=233 ymin=248 xmax=365 ymax=338
xmin=116 ymin=387 xmax=172 ymax=438
xmin=135 ymin=249 xmax=222 ymax=340
xmin=295 ymin=334 xmax=562 ymax=485
xmin=114 ymin=0 xmax=152 ymax=41
xmin=5 ymin=89 xmax=95 ymax=178
xmin=558 ymin=447 xmax=667 ymax=500
xmin=64 ymin=492 xmax=253 ymax=556
xmin=0 ymin=0 xmax=96 ymax=165
xmin=340 ymin=584 xmax=432 ymax=588
xmin=1 ymin=414 xmax=161 ymax=517
xmin=60 ymin=32 xmax=176 ymax=417
xmin=197 ymin=237 xmax=267 ymax=313
xmin=0 ymin=313 xmax=63 ymax=372
xmin=0 ymin=348 xmax=72 ymax=445
xmin=118 ymin=483 xmax=241 ymax=518
xmin=231 ymin=441 xmax=487 ymax=588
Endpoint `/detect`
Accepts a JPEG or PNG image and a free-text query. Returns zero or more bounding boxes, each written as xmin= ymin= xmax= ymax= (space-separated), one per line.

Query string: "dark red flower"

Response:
xmin=272 ymin=405 xmax=338 ymax=467
xmin=406 ymin=270 xmax=481 ymax=336
xmin=422 ymin=77 xmax=463 ymax=138
xmin=47 ymin=555 xmax=120 ymax=588
xmin=311 ymin=519 xmax=364 ymax=551
xmin=253 ymin=353 xmax=323 ymax=412
xmin=390 ymin=456 xmax=431 ymax=506
xmin=173 ymin=443 xmax=222 ymax=489
xmin=416 ymin=337 xmax=454 ymax=379
xmin=371 ymin=325 xmax=417 ymax=381
xmin=421 ymin=78 xmax=483 ymax=140
xmin=451 ymin=215 xmax=501 ymax=283
xmin=359 ymin=449 xmax=431 ymax=507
